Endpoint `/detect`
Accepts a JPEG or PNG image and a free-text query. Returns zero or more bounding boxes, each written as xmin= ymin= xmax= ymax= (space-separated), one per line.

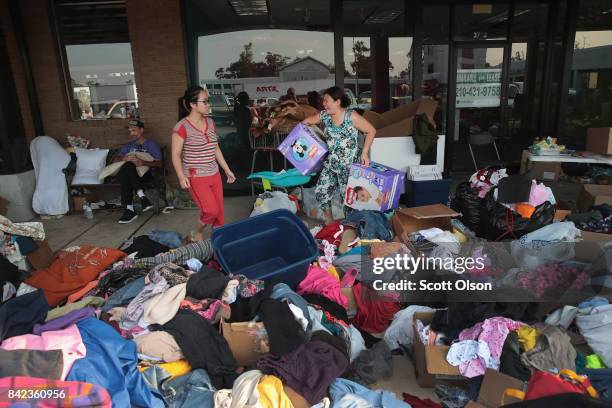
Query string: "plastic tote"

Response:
xmin=211 ymin=209 xmax=318 ymax=288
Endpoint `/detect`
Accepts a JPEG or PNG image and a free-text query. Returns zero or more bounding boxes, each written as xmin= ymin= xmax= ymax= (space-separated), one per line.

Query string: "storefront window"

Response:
xmin=565 ymin=29 xmax=612 ymax=148
xmin=66 ymin=44 xmax=138 ymax=120
xmin=343 ymin=37 xmax=371 ymax=107
xmin=423 ymin=6 xmax=450 ymax=134
xmin=389 ymin=37 xmax=413 ymax=108
xmin=53 ymin=0 xmax=137 ymax=121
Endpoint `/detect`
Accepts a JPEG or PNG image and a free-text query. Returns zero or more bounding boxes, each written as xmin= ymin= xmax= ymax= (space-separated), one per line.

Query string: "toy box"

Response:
xmin=344 ymin=162 xmax=405 ymax=211
xmin=277 ymin=124 xmax=328 ymax=175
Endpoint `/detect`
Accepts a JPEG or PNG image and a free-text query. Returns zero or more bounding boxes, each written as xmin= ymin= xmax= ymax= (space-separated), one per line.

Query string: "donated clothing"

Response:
xmin=1 ymin=324 xmax=86 ymax=380
xmin=251 ymin=296 xmax=307 ymax=357
xmin=329 ymin=378 xmax=410 ymax=408
xmin=0 ymin=289 xmax=49 ymax=341
xmin=349 ymin=341 xmax=393 ymax=385
xmin=136 ymin=240 xmax=214 ymax=268
xmin=352 ymin=283 xmax=401 ymax=334
xmin=119 ymin=139 xmax=162 ymax=161
xmin=384 ymin=305 xmax=435 ymax=350
xmin=257 ymin=375 xmax=293 ymax=408
xmin=135 ymin=331 xmax=184 ymax=362
xmin=0 ymin=349 xmax=63 ymax=379
xmin=148 ymin=230 xmax=183 ymax=249
xmin=154 ymin=309 xmax=237 ymax=389
xmin=25 ymin=246 xmax=126 ymax=307
xmin=257 ymin=340 xmax=349 ymax=405
xmin=457 ymin=317 xmax=523 ymax=378
xmin=186 ymin=267 xmax=229 ymax=300
xmin=123 ymin=236 xmax=170 ymax=259
xmin=102 ymin=277 xmax=146 ymax=312
xmin=342 ymin=210 xmax=392 ymax=241
xmin=297 ymin=266 xmax=347 ymax=309
xmin=143 ymin=283 xmax=187 ymax=325
xmin=67 ymin=318 xmax=164 ymax=407
xmin=270 ymin=283 xmax=311 ymax=329
xmin=521 ymin=324 xmax=576 ymax=372
xmin=33 ymin=307 xmax=95 ymax=335
xmin=46 ymin=296 xmax=104 ymax=321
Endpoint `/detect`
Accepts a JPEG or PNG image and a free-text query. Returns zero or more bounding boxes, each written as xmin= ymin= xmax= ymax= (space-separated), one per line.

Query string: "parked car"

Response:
xmin=106 ymin=100 xmax=139 ymax=119
xmin=209 ymin=94 xmax=234 ymax=126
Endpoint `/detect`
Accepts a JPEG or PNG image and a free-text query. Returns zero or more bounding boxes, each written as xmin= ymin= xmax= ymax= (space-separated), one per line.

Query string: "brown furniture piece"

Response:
xmin=362 ymin=98 xmax=438 ymax=138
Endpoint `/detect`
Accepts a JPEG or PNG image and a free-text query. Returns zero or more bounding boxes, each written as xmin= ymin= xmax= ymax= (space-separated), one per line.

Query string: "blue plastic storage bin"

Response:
xmin=403 ymin=178 xmax=453 ymax=207
xmin=211 ymin=209 xmax=318 ymax=288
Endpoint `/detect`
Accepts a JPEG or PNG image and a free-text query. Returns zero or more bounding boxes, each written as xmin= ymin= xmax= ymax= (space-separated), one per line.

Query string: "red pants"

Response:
xmin=188 ymin=172 xmax=224 ymax=227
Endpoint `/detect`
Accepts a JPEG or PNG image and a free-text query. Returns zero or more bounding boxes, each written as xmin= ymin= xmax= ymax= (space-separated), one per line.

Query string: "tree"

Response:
xmin=348 ymin=40 xmax=395 ymax=78
xmin=215 ymin=43 xmax=291 ymax=79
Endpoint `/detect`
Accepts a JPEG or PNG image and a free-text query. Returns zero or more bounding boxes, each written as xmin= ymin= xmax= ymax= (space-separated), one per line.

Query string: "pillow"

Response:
xmin=72 ymin=148 xmax=109 ymax=185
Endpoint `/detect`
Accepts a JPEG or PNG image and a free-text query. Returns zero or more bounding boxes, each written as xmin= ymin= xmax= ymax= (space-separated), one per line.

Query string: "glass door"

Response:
xmin=451 ymin=45 xmax=507 ymax=171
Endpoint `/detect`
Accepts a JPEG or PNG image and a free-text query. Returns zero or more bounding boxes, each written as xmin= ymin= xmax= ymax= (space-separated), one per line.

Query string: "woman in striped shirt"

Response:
xmin=172 ymin=86 xmax=236 ymax=241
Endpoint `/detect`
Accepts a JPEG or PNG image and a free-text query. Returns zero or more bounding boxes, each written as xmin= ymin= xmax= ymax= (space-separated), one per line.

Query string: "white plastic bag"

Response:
xmin=301 ymin=186 xmax=344 ymax=221
xmin=510 ymin=221 xmax=581 ymax=270
xmin=250 ymin=191 xmax=297 ymax=217
xmin=576 ymin=304 xmax=612 ymax=367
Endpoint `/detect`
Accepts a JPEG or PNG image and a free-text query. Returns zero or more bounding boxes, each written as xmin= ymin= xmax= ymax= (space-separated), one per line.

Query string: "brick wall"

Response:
xmin=2 ymin=0 xmax=188 ymax=156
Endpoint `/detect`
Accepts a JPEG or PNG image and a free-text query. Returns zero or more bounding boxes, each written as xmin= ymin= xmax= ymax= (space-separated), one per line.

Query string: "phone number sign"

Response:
xmin=456 ymin=69 xmax=501 ymax=108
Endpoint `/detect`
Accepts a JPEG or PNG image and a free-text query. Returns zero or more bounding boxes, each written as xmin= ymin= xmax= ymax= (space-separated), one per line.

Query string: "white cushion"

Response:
xmin=72 ymin=148 xmax=109 ymax=185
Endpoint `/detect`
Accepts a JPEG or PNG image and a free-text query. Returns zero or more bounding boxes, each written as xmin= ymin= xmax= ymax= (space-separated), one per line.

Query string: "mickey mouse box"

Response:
xmin=278 ymin=123 xmax=328 ymax=175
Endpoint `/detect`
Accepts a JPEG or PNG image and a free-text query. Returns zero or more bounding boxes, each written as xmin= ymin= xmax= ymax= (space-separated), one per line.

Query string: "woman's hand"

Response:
xmin=360 ymin=151 xmax=370 ymax=166
xmin=178 ymin=174 xmax=191 ymax=190
xmin=225 ymin=170 xmax=236 ymax=183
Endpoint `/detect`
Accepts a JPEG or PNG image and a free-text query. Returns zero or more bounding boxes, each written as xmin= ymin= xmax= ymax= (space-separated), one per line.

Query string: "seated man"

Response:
xmin=115 ymin=120 xmax=162 ymax=224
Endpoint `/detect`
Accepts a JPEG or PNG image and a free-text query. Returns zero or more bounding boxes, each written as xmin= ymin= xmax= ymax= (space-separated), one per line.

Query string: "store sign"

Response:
xmin=256 ymin=86 xmax=279 ymax=93
xmin=456 ymin=68 xmax=501 ymax=108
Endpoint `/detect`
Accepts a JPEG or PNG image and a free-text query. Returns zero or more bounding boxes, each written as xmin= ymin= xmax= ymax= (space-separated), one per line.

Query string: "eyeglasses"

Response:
xmin=197 ymin=99 xmax=210 ymax=105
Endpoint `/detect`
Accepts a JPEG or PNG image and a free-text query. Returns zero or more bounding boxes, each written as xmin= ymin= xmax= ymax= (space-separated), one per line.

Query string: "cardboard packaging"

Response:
xmin=554 ymin=200 xmax=572 ymax=222
xmin=576 ymin=184 xmax=612 ymax=213
xmin=277 ymin=124 xmax=328 ymax=175
xmin=220 ymin=318 xmax=268 ymax=366
xmin=412 ymin=311 xmax=461 ymax=387
xmin=587 ymin=128 xmax=612 ymax=155
xmin=529 ymin=162 xmax=561 ymax=182
xmin=27 ymin=239 xmax=54 ymax=270
xmin=0 ymin=197 xmax=9 ymax=216
xmin=344 ymin=162 xmax=405 ymax=211
xmin=71 ymin=193 xmax=97 ymax=212
xmin=392 ymin=204 xmax=460 ymax=245
xmin=464 ymin=369 xmax=524 ymax=408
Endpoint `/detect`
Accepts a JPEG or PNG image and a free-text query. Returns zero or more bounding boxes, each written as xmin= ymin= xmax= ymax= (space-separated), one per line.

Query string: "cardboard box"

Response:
xmin=576 ymin=184 xmax=612 ymax=213
xmin=392 ymin=204 xmax=460 ymax=245
xmin=529 ymin=162 xmax=561 ymax=182
xmin=587 ymin=128 xmax=612 ymax=155
xmin=465 ymin=369 xmax=524 ymax=408
xmin=581 ymin=231 xmax=611 ymax=242
xmin=71 ymin=193 xmax=97 ymax=212
xmin=220 ymin=318 xmax=268 ymax=366
xmin=412 ymin=311 xmax=461 ymax=387
xmin=27 ymin=239 xmax=54 ymax=270
xmin=277 ymin=124 xmax=328 ymax=175
xmin=0 ymin=197 xmax=9 ymax=216
xmin=344 ymin=162 xmax=405 ymax=212
xmin=554 ymin=200 xmax=572 ymax=222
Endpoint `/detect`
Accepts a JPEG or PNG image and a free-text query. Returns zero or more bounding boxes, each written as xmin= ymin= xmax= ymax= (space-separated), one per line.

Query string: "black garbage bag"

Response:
xmin=481 ymin=196 xmax=555 ymax=241
xmin=451 ymin=182 xmax=486 ymax=233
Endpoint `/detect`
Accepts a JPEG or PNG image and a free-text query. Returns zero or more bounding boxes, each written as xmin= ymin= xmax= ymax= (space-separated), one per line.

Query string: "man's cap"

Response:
xmin=127 ymin=119 xmax=144 ymax=129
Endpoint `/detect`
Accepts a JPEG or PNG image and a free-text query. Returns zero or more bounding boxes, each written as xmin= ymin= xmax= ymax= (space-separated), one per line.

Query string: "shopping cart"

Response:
xmin=249 ymin=128 xmax=290 ymax=195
